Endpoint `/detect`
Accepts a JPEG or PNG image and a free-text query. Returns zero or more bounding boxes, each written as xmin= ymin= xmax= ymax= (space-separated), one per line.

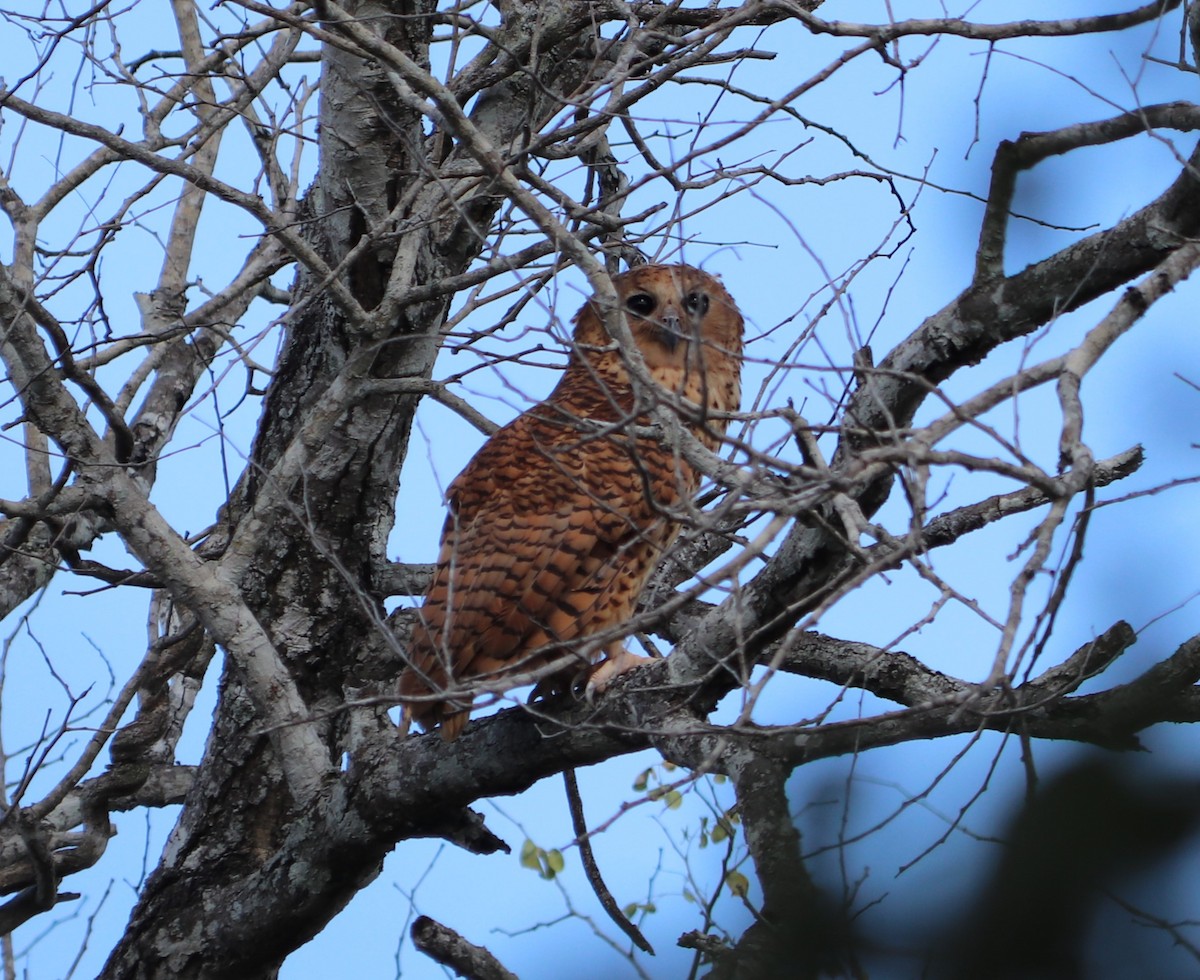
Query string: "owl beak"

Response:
xmin=654 ymin=305 xmax=684 ymax=351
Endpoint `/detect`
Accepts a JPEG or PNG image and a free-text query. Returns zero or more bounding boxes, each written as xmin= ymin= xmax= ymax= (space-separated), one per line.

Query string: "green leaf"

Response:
xmin=547 ymin=849 xmax=565 ymax=875
xmin=664 ymin=789 xmax=683 ymax=810
xmin=632 ymin=768 xmax=651 ymax=792
xmin=623 ymin=903 xmax=638 ymax=918
xmin=683 ymin=889 xmax=697 ymax=904
xmin=710 ymin=823 xmax=727 ymax=843
xmin=725 ymin=870 xmax=750 ymax=898
xmin=519 ymin=839 xmax=540 ymax=871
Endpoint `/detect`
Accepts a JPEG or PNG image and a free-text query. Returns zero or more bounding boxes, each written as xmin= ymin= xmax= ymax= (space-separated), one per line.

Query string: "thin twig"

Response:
xmin=562 ymin=768 xmax=655 ymax=955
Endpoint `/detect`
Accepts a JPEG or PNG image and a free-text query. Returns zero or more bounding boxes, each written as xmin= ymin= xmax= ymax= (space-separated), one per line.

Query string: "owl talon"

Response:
xmin=529 ymin=669 xmax=584 ymax=704
xmin=570 ymin=671 xmax=589 ymax=700
xmin=584 ymin=650 xmax=651 ymax=701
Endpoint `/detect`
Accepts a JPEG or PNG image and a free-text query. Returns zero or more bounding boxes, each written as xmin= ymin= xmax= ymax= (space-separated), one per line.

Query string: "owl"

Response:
xmin=400 ymin=264 xmax=744 ymax=740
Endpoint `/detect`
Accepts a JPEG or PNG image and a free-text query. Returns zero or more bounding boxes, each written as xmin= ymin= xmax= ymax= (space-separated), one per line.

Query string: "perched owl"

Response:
xmin=400 ymin=264 xmax=744 ymax=740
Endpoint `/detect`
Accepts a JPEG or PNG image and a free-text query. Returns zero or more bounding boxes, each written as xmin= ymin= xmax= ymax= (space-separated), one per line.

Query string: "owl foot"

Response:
xmin=583 ymin=649 xmax=651 ymax=700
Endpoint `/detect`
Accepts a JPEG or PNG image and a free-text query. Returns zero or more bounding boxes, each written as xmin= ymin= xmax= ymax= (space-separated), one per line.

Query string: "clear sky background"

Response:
xmin=2 ymin=2 xmax=1200 ymax=977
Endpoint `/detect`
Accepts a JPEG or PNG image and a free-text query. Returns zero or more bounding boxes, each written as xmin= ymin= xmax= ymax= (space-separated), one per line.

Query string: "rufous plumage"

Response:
xmin=400 ymin=264 xmax=744 ymax=739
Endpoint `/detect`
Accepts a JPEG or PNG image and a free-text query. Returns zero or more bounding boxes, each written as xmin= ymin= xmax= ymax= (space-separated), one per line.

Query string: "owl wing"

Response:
xmin=402 ymin=410 xmax=679 ymax=732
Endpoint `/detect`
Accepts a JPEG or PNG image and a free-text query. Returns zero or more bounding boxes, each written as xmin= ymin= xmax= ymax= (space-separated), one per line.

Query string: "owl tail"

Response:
xmin=399 ymin=668 xmax=471 ymax=741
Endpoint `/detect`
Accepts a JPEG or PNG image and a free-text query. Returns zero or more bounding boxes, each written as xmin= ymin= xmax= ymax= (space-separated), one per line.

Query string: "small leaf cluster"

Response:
xmin=519 ymin=838 xmax=565 ymax=880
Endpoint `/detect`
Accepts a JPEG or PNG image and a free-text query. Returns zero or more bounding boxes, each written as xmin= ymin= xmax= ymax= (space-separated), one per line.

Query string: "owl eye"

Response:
xmin=684 ymin=291 xmax=709 ymax=317
xmin=626 ymin=293 xmax=656 ymax=316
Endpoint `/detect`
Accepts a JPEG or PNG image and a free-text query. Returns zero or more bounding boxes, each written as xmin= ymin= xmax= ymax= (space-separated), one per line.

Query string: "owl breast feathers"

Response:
xmin=400 ymin=264 xmax=744 ymax=739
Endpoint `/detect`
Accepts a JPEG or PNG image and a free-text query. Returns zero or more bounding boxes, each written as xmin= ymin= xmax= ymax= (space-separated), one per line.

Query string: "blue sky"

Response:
xmin=2 ymin=2 xmax=1200 ymax=977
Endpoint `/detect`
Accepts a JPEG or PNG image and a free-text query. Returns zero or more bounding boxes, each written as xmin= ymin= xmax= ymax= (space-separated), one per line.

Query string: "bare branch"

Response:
xmin=410 ymin=915 xmax=519 ymax=980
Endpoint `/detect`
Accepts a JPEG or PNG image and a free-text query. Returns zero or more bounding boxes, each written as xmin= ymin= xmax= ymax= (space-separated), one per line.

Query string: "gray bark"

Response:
xmin=1 ymin=2 xmax=1198 ymax=976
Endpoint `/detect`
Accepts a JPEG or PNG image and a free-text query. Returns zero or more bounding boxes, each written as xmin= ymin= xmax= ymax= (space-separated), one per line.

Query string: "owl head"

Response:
xmin=569 ymin=263 xmax=744 ymax=416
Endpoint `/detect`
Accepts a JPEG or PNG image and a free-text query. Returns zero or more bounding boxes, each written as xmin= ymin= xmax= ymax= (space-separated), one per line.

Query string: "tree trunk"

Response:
xmin=100 ymin=4 xmax=598 ymax=974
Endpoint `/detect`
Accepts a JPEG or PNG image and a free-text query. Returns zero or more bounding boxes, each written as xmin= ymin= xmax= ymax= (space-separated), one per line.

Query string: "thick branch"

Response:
xmin=411 ymin=916 xmax=518 ymax=980
xmin=706 ymin=760 xmax=846 ymax=980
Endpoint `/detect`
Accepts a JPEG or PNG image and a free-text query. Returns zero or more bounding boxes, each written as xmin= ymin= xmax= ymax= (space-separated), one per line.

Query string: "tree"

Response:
xmin=2 ymin=0 xmax=1200 ymax=976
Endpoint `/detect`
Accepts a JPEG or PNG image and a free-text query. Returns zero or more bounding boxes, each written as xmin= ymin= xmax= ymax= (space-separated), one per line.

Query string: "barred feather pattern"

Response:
xmin=399 ymin=265 xmax=744 ymax=739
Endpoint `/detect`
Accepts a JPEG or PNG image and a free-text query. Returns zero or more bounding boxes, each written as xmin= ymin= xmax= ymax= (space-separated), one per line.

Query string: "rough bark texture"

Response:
xmin=3 ymin=1 xmax=1200 ymax=977
xmin=101 ymin=3 xmax=604 ymax=975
